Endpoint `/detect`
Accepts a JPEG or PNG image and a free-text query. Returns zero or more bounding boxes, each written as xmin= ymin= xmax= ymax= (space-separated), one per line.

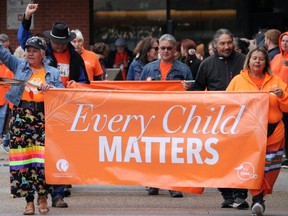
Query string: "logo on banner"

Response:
xmin=53 ymin=159 xmax=72 ymax=178
xmin=56 ymin=159 xmax=69 ymax=172
xmin=235 ymin=162 xmax=258 ymax=180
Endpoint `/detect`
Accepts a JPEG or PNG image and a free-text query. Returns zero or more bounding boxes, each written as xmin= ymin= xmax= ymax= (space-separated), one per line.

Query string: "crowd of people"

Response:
xmin=1 ymin=2 xmax=288 ymax=216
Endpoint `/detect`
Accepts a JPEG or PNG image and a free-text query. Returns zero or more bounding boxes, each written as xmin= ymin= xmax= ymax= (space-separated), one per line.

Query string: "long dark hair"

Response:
xmin=134 ymin=37 xmax=158 ymax=65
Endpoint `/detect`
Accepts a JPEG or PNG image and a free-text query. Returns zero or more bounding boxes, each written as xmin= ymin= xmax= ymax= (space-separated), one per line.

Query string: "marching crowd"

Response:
xmin=1 ymin=3 xmax=288 ymax=216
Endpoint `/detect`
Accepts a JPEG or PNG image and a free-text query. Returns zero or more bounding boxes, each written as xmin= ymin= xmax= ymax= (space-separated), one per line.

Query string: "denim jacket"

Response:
xmin=140 ymin=59 xmax=193 ymax=80
xmin=126 ymin=59 xmax=144 ymax=80
xmin=0 ymin=44 xmax=64 ymax=106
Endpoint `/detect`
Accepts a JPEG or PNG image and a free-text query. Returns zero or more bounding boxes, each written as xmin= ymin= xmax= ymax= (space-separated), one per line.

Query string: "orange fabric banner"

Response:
xmin=68 ymin=80 xmax=185 ymax=91
xmin=44 ymin=89 xmax=269 ymax=192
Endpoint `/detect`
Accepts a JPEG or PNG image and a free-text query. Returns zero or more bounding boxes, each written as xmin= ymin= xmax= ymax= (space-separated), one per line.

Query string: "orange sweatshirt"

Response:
xmin=227 ymin=69 xmax=288 ymax=125
xmin=270 ymin=32 xmax=288 ymax=84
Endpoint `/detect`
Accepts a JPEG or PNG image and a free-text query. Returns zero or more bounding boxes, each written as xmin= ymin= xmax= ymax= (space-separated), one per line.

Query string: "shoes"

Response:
xmin=251 ymin=202 xmax=265 ymax=216
xmin=221 ymin=198 xmax=234 ymax=208
xmin=169 ymin=190 xmax=183 ymax=198
xmin=38 ymin=195 xmax=49 ymax=214
xmin=281 ymin=159 xmax=288 ymax=169
xmin=147 ymin=187 xmax=159 ymax=195
xmin=63 ymin=187 xmax=71 ymax=197
xmin=52 ymin=198 xmax=68 ymax=208
xmin=221 ymin=197 xmax=249 ymax=209
xmin=233 ymin=197 xmax=249 ymax=209
xmin=0 ymin=144 xmax=9 ymax=153
xmin=23 ymin=202 xmax=35 ymax=215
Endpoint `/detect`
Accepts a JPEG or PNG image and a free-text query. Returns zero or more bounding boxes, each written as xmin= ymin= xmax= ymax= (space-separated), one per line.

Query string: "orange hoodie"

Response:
xmin=227 ymin=70 xmax=288 ymax=197
xmin=270 ymin=32 xmax=288 ymax=83
xmin=227 ymin=69 xmax=288 ymax=125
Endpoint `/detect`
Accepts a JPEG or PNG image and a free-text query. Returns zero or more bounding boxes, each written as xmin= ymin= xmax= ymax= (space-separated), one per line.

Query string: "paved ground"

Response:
xmin=1 ymin=148 xmax=288 ymax=216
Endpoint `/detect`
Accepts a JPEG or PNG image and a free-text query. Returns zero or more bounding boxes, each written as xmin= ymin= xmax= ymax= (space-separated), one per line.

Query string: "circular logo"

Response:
xmin=235 ymin=162 xmax=258 ymax=181
xmin=56 ymin=159 xmax=69 ymax=172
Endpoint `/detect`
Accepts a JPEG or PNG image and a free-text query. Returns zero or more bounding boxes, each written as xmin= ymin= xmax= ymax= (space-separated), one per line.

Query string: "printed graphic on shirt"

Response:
xmin=22 ymin=69 xmax=46 ymax=102
xmin=57 ymin=63 xmax=70 ymax=78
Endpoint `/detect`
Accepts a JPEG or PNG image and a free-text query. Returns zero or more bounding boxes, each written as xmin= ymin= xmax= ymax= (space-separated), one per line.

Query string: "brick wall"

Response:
xmin=0 ymin=0 xmax=90 ymax=52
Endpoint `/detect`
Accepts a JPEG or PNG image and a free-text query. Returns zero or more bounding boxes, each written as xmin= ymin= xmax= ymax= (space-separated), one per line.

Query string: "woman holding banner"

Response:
xmin=0 ymin=36 xmax=64 ymax=215
xmin=226 ymin=46 xmax=288 ymax=216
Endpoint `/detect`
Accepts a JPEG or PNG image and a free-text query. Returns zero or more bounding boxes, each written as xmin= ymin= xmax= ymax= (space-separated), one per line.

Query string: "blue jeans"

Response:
xmin=0 ymin=104 xmax=8 ymax=136
xmin=2 ymin=131 xmax=10 ymax=147
xmin=51 ymin=185 xmax=65 ymax=201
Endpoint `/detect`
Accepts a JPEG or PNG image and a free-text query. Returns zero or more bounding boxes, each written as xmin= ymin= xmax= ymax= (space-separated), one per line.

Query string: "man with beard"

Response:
xmin=183 ymin=28 xmax=248 ymax=209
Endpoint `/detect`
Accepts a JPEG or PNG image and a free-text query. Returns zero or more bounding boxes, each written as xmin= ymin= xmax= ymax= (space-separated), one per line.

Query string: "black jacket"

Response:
xmin=192 ymin=51 xmax=246 ymax=91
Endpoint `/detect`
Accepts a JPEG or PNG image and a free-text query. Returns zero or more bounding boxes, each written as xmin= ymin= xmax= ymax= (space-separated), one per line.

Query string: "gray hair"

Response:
xmin=71 ymin=29 xmax=84 ymax=41
xmin=212 ymin=28 xmax=233 ymax=47
xmin=159 ymin=34 xmax=177 ymax=45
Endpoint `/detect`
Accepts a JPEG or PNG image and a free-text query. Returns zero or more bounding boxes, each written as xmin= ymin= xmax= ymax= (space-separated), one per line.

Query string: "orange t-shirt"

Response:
xmin=81 ymin=49 xmax=103 ymax=81
xmin=160 ymin=61 xmax=172 ymax=80
xmin=21 ymin=67 xmax=46 ymax=102
xmin=0 ymin=64 xmax=14 ymax=105
xmin=53 ymin=49 xmax=70 ymax=87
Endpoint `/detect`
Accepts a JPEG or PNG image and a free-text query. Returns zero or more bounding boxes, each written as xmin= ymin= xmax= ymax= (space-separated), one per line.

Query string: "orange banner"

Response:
xmin=68 ymin=80 xmax=185 ymax=91
xmin=44 ymin=89 xmax=269 ymax=191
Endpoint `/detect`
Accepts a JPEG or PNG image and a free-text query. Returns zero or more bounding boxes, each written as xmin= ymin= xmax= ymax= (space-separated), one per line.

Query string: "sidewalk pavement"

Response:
xmin=1 ymin=148 xmax=288 ymax=216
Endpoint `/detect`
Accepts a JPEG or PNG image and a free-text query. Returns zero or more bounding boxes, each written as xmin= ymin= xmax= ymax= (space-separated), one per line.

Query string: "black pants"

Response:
xmin=218 ymin=188 xmax=248 ymax=200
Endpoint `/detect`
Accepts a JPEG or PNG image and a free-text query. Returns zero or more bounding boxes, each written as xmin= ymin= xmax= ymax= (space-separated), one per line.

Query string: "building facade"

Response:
xmin=1 ymin=0 xmax=288 ymax=54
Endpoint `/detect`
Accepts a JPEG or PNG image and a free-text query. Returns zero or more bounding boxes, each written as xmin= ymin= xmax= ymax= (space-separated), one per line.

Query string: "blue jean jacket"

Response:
xmin=140 ymin=59 xmax=193 ymax=80
xmin=0 ymin=44 xmax=64 ymax=106
xmin=126 ymin=59 xmax=144 ymax=80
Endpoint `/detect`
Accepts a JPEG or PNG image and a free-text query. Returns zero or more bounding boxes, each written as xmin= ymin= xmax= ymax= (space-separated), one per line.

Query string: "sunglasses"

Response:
xmin=159 ymin=46 xmax=174 ymax=51
xmin=151 ymin=47 xmax=159 ymax=51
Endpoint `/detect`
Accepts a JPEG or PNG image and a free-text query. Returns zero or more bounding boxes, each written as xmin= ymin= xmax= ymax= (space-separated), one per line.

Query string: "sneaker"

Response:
xmin=233 ymin=197 xmax=249 ymax=209
xmin=281 ymin=159 xmax=288 ymax=169
xmin=147 ymin=187 xmax=159 ymax=195
xmin=169 ymin=190 xmax=183 ymax=198
xmin=251 ymin=202 xmax=265 ymax=216
xmin=52 ymin=198 xmax=68 ymax=208
xmin=221 ymin=198 xmax=234 ymax=208
xmin=0 ymin=144 xmax=9 ymax=154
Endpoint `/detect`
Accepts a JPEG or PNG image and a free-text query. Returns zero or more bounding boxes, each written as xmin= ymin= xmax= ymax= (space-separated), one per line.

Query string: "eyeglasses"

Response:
xmin=159 ymin=46 xmax=174 ymax=51
xmin=151 ymin=47 xmax=159 ymax=51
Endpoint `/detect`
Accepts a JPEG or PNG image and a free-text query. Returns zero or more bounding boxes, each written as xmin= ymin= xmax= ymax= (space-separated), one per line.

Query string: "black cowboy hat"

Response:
xmin=43 ymin=22 xmax=76 ymax=44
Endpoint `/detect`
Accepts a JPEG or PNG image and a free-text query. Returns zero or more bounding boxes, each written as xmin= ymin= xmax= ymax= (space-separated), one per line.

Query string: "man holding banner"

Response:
xmin=183 ymin=28 xmax=248 ymax=209
xmin=140 ymin=33 xmax=193 ymax=198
